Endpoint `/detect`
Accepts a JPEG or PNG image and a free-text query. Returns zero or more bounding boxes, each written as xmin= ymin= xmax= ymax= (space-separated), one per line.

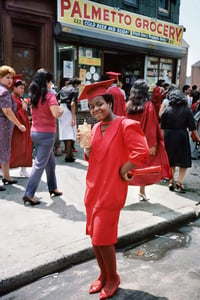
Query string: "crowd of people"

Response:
xmin=1 ymin=63 xmax=200 ymax=298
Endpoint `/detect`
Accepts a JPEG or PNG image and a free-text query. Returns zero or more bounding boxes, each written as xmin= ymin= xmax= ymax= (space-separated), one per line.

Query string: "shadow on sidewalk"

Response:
xmin=113 ymin=288 xmax=168 ymax=299
xmin=123 ymin=201 xmax=182 ymax=218
xmin=0 ymin=179 xmax=86 ymax=222
xmin=38 ymin=197 xmax=86 ymax=221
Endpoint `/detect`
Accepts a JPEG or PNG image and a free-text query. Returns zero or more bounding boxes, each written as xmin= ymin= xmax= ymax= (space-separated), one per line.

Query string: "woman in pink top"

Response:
xmin=23 ymin=69 xmax=64 ymax=206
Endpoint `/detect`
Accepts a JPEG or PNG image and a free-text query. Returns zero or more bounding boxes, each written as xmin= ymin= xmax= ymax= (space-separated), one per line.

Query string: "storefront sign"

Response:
xmin=57 ymin=0 xmax=184 ymax=47
xmin=79 ymin=56 xmax=101 ymax=66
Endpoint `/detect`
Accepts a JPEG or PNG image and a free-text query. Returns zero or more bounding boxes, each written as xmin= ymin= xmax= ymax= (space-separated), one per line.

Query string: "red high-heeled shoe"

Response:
xmin=99 ymin=275 xmax=120 ymax=299
xmin=89 ymin=279 xmax=105 ymax=294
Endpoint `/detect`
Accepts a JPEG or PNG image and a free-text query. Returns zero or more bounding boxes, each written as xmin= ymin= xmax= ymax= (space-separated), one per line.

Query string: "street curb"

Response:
xmin=0 ymin=210 xmax=197 ymax=296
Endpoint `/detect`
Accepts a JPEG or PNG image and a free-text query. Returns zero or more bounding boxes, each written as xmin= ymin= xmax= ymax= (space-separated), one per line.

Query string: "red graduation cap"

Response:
xmin=78 ymin=79 xmax=114 ymax=101
xmin=106 ymin=71 xmax=121 ymax=80
xmin=13 ymin=74 xmax=22 ymax=82
xmin=12 ymin=74 xmax=23 ymax=88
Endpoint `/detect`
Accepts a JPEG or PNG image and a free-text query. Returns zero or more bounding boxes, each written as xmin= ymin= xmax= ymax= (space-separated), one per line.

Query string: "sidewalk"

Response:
xmin=0 ymin=146 xmax=200 ymax=295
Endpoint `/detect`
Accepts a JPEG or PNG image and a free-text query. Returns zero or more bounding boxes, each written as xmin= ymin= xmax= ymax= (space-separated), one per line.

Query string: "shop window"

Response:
xmin=78 ymin=47 xmax=102 ymax=110
xmin=124 ymin=0 xmax=138 ymax=7
xmin=159 ymin=58 xmax=173 ymax=83
xmin=146 ymin=56 xmax=173 ymax=87
xmin=78 ymin=47 xmax=102 ymax=85
xmin=158 ymin=0 xmax=170 ymax=14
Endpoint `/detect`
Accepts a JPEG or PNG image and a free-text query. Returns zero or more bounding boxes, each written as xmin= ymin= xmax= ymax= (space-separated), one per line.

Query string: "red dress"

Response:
xmin=84 ymin=117 xmax=149 ymax=246
xmin=10 ymin=95 xmax=32 ymax=168
xmin=107 ymin=85 xmax=125 ymax=116
xmin=126 ymin=101 xmax=172 ymax=186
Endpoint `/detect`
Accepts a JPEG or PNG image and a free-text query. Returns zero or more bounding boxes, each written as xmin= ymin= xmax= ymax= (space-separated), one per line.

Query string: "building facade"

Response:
xmin=0 ymin=0 xmax=187 ymax=106
xmin=191 ymin=61 xmax=200 ymax=87
xmin=0 ymin=0 xmax=56 ymax=91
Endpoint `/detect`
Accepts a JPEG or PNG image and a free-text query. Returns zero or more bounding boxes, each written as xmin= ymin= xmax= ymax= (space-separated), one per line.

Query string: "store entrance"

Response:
xmin=104 ymin=51 xmax=145 ymax=100
xmin=104 ymin=52 xmax=122 ymax=74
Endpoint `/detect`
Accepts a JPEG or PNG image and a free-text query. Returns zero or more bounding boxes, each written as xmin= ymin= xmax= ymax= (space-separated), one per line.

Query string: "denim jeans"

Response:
xmin=24 ymin=131 xmax=57 ymax=197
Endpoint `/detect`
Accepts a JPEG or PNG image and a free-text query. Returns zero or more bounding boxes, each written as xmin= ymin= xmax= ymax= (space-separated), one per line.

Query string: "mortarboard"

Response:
xmin=13 ymin=74 xmax=22 ymax=82
xmin=78 ymin=79 xmax=114 ymax=101
xmin=12 ymin=74 xmax=23 ymax=88
xmin=106 ymin=71 xmax=121 ymax=80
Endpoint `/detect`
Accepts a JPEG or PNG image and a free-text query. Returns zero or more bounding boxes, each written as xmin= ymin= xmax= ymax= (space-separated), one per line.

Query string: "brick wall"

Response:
xmin=191 ymin=66 xmax=200 ymax=87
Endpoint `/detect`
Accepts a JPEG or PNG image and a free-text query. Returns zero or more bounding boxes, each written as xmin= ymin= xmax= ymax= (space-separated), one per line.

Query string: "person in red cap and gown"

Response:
xmin=105 ymin=71 xmax=126 ymax=116
xmin=151 ymin=79 xmax=167 ymax=120
xmin=10 ymin=77 xmax=32 ymax=177
xmin=126 ymin=79 xmax=172 ymax=200
xmin=77 ymin=79 xmax=149 ymax=299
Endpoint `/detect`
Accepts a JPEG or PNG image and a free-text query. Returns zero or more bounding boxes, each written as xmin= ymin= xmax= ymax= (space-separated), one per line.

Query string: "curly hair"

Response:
xmin=0 ymin=65 xmax=15 ymax=78
xmin=168 ymin=89 xmax=187 ymax=106
xmin=126 ymin=79 xmax=149 ymax=114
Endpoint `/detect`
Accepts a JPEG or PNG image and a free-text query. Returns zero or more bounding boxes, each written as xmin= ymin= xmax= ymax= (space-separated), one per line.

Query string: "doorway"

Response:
xmin=104 ymin=51 xmax=145 ymax=99
xmin=12 ymin=24 xmax=40 ymax=94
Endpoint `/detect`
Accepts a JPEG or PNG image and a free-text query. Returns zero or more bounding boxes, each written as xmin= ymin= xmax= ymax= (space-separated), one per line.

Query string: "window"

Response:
xmin=78 ymin=47 xmax=102 ymax=84
xmin=146 ymin=56 xmax=173 ymax=86
xmin=159 ymin=0 xmax=170 ymax=14
xmin=124 ymin=0 xmax=138 ymax=7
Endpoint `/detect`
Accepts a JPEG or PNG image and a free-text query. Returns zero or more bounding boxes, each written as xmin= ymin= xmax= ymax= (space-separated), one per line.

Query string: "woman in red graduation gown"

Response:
xmin=126 ymin=79 xmax=172 ymax=201
xmin=10 ymin=79 xmax=32 ymax=176
xmin=77 ymin=80 xmax=149 ymax=299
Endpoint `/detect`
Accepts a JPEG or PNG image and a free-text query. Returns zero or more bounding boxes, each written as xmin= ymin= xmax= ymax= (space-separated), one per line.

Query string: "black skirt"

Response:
xmin=164 ymin=129 xmax=191 ymax=168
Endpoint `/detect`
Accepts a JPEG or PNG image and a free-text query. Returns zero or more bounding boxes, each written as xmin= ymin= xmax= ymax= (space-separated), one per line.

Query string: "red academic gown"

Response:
xmin=84 ymin=117 xmax=149 ymax=246
xmin=10 ymin=95 xmax=32 ymax=168
xmin=126 ymin=101 xmax=172 ymax=186
xmin=151 ymin=86 xmax=163 ymax=119
xmin=107 ymin=85 xmax=125 ymax=116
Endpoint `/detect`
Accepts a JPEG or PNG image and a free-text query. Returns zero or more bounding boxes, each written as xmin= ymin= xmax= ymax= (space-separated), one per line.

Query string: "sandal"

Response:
xmin=138 ymin=193 xmax=149 ymax=201
xmin=175 ymin=182 xmax=186 ymax=193
xmin=168 ymin=180 xmax=174 ymax=191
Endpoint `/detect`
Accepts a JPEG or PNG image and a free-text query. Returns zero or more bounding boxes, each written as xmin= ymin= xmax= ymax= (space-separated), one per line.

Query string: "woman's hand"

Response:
xmin=119 ymin=161 xmax=136 ymax=181
xmin=77 ymin=128 xmax=91 ymax=157
xmin=119 ymin=170 xmax=133 ymax=181
xmin=191 ymin=129 xmax=200 ymax=143
xmin=84 ymin=146 xmax=92 ymax=157
xmin=72 ymin=118 xmax=76 ymax=127
xmin=18 ymin=124 xmax=26 ymax=132
xmin=149 ymin=146 xmax=156 ymax=156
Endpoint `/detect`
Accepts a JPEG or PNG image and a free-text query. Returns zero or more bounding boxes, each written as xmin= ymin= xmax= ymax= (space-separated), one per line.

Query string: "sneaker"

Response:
xmin=19 ymin=168 xmax=31 ymax=178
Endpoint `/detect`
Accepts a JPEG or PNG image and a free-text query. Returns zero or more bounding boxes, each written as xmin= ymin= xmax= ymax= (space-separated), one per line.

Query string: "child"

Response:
xmin=10 ymin=77 xmax=32 ymax=177
xmin=77 ymin=80 xmax=149 ymax=299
